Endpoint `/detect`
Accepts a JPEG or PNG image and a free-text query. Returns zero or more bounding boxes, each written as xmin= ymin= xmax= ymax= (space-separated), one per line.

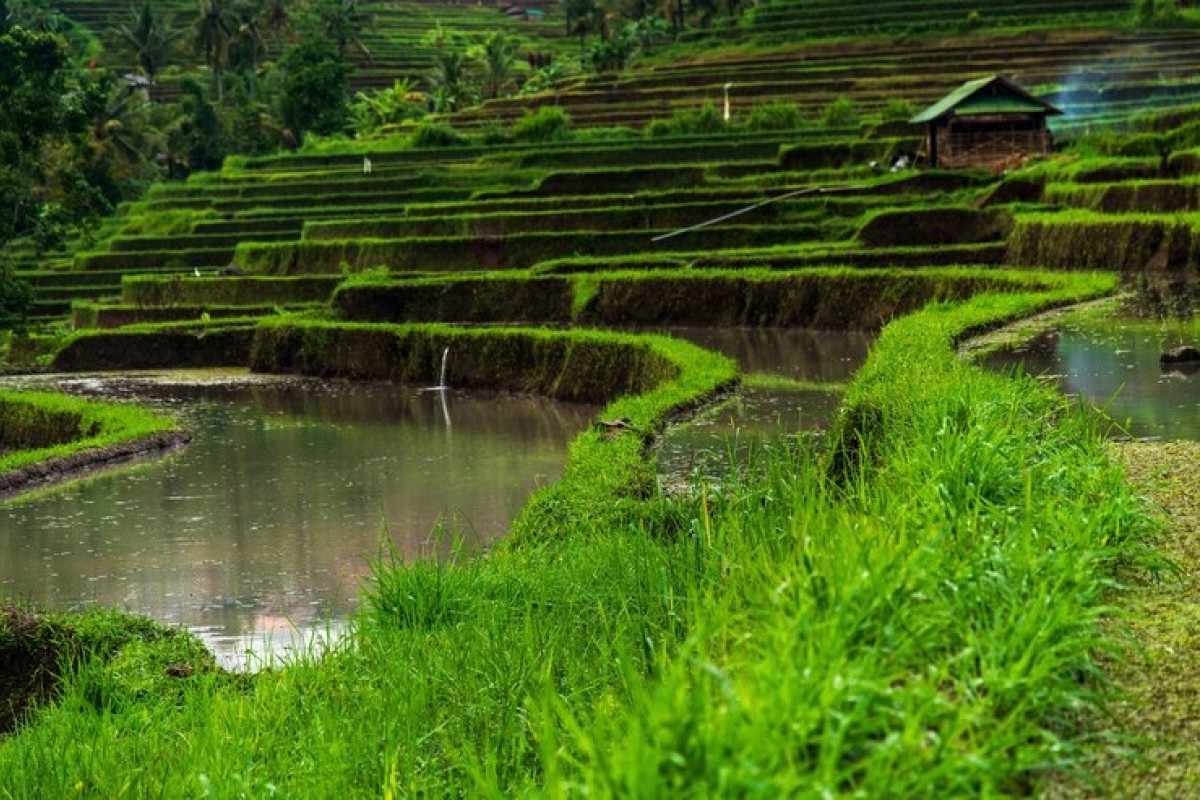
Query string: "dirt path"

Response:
xmin=1074 ymin=441 xmax=1200 ymax=797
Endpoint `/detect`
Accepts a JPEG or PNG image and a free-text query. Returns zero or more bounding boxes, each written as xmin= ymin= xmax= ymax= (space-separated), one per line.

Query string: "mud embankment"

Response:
xmin=0 ymin=430 xmax=191 ymax=499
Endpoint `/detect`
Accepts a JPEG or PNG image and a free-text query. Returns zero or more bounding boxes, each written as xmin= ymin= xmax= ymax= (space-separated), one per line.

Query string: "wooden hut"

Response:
xmin=910 ymin=76 xmax=1061 ymax=169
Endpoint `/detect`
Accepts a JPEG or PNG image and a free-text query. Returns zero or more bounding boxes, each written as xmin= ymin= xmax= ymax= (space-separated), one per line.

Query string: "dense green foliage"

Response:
xmin=0 ymin=24 xmax=73 ymax=249
xmin=278 ymin=34 xmax=350 ymax=141
xmin=0 ymin=260 xmax=34 ymax=330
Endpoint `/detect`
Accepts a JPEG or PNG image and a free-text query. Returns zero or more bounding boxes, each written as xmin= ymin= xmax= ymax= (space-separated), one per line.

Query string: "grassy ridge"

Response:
xmin=246 ymin=319 xmax=726 ymax=405
xmin=0 ymin=391 xmax=180 ymax=475
xmin=0 ymin=270 xmax=1160 ymax=794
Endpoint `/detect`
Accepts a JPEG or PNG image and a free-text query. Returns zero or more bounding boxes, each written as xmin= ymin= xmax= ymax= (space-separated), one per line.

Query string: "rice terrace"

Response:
xmin=2 ymin=0 xmax=1200 ymax=794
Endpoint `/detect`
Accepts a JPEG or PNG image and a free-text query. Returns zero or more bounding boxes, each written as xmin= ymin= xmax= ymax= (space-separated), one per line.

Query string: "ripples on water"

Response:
xmin=655 ymin=328 xmax=874 ymax=484
xmin=0 ymin=371 xmax=596 ymax=669
xmin=983 ymin=314 xmax=1199 ymax=441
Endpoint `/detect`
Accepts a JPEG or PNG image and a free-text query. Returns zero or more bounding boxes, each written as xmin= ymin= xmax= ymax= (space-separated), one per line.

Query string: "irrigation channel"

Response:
xmin=0 ymin=371 xmax=596 ymax=669
xmin=983 ymin=310 xmax=1200 ymax=441
xmin=656 ymin=327 xmax=875 ymax=482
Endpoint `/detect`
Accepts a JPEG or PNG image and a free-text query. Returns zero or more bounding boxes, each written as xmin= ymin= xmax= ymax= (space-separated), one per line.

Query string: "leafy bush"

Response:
xmin=960 ymin=10 xmax=984 ymax=31
xmin=880 ymin=98 xmax=917 ymax=123
xmin=351 ymin=79 xmax=423 ymax=135
xmin=517 ymin=58 xmax=577 ymax=98
xmin=573 ymin=125 xmax=639 ymax=142
xmin=477 ymin=119 xmax=511 ymax=146
xmin=644 ymin=102 xmax=726 ymax=138
xmin=510 ymin=107 xmax=573 ymax=143
xmin=406 ymin=121 xmax=467 ymax=149
xmin=743 ymin=102 xmax=804 ymax=131
xmin=821 ymin=96 xmax=857 ymax=129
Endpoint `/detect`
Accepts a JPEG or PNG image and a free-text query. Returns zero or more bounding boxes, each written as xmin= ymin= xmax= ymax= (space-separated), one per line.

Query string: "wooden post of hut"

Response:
xmin=909 ymin=76 xmax=1061 ymax=170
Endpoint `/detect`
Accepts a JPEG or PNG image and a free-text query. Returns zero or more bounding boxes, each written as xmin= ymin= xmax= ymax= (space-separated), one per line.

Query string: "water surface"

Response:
xmin=656 ymin=328 xmax=872 ymax=482
xmin=0 ymin=371 xmax=596 ymax=667
xmin=983 ymin=317 xmax=1199 ymax=441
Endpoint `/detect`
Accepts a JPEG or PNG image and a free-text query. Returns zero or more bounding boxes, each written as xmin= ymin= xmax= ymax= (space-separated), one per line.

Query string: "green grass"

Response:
xmin=0 ymin=391 xmax=180 ymax=475
xmin=742 ymin=372 xmax=846 ymax=391
xmin=0 ymin=269 xmax=1161 ymax=795
xmin=6 ymin=8 xmax=1196 ymax=785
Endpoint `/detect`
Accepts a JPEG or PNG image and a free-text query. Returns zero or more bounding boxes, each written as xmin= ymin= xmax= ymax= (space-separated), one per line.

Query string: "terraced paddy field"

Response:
xmin=4 ymin=7 xmax=1200 ymax=795
xmin=456 ymin=28 xmax=1200 ymax=129
xmin=53 ymin=0 xmax=569 ymax=100
xmin=740 ymin=0 xmax=1132 ymax=41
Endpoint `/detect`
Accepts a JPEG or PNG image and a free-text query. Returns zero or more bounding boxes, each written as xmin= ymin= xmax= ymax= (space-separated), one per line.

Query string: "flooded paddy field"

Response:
xmin=655 ymin=328 xmax=874 ymax=482
xmin=983 ymin=310 xmax=1199 ymax=441
xmin=0 ymin=371 xmax=596 ymax=668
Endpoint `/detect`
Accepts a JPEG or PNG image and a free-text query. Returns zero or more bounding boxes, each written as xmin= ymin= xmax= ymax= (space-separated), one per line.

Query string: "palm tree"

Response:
xmin=73 ymin=72 xmax=167 ymax=201
xmin=425 ymin=27 xmax=477 ymax=112
xmin=472 ymin=32 xmax=520 ymax=99
xmin=115 ymin=2 xmax=185 ymax=83
xmin=430 ymin=48 xmax=474 ymax=112
xmin=193 ymin=0 xmax=237 ymax=100
xmin=227 ymin=1 xmax=267 ymax=89
xmin=564 ymin=0 xmax=601 ymax=46
xmin=261 ymin=0 xmax=292 ymax=46
xmin=311 ymin=0 xmax=371 ymax=62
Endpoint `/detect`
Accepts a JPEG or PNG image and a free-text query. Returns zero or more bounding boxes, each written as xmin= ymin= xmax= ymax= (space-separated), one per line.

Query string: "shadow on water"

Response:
xmin=982 ymin=306 xmax=1200 ymax=442
xmin=0 ymin=371 xmax=597 ymax=669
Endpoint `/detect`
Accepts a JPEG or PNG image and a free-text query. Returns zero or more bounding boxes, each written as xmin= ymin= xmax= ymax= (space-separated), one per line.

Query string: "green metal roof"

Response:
xmin=909 ymin=76 xmax=1061 ymax=124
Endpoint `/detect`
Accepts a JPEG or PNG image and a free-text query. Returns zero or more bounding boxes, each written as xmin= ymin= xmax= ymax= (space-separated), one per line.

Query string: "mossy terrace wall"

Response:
xmin=333 ymin=269 xmax=1045 ymax=328
xmin=51 ymin=323 xmax=259 ymax=372
xmin=1006 ymin=213 xmax=1200 ymax=272
xmin=71 ymin=304 xmax=286 ymax=330
xmin=237 ymin=225 xmax=830 ymax=276
xmin=249 ymin=322 xmax=691 ymax=406
xmin=0 ymin=395 xmax=93 ymax=453
xmin=121 ymin=276 xmax=343 ymax=307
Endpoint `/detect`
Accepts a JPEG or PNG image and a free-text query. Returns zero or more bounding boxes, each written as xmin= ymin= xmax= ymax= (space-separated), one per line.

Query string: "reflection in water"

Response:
xmin=984 ymin=320 xmax=1200 ymax=441
xmin=664 ymin=327 xmax=874 ymax=383
xmin=658 ymin=388 xmax=843 ymax=483
xmin=0 ymin=371 xmax=596 ymax=668
xmin=655 ymin=328 xmax=872 ymax=482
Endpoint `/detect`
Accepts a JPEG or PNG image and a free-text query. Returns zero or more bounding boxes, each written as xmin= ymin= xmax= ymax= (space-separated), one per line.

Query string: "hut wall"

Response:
xmin=934 ymin=117 xmax=1051 ymax=169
